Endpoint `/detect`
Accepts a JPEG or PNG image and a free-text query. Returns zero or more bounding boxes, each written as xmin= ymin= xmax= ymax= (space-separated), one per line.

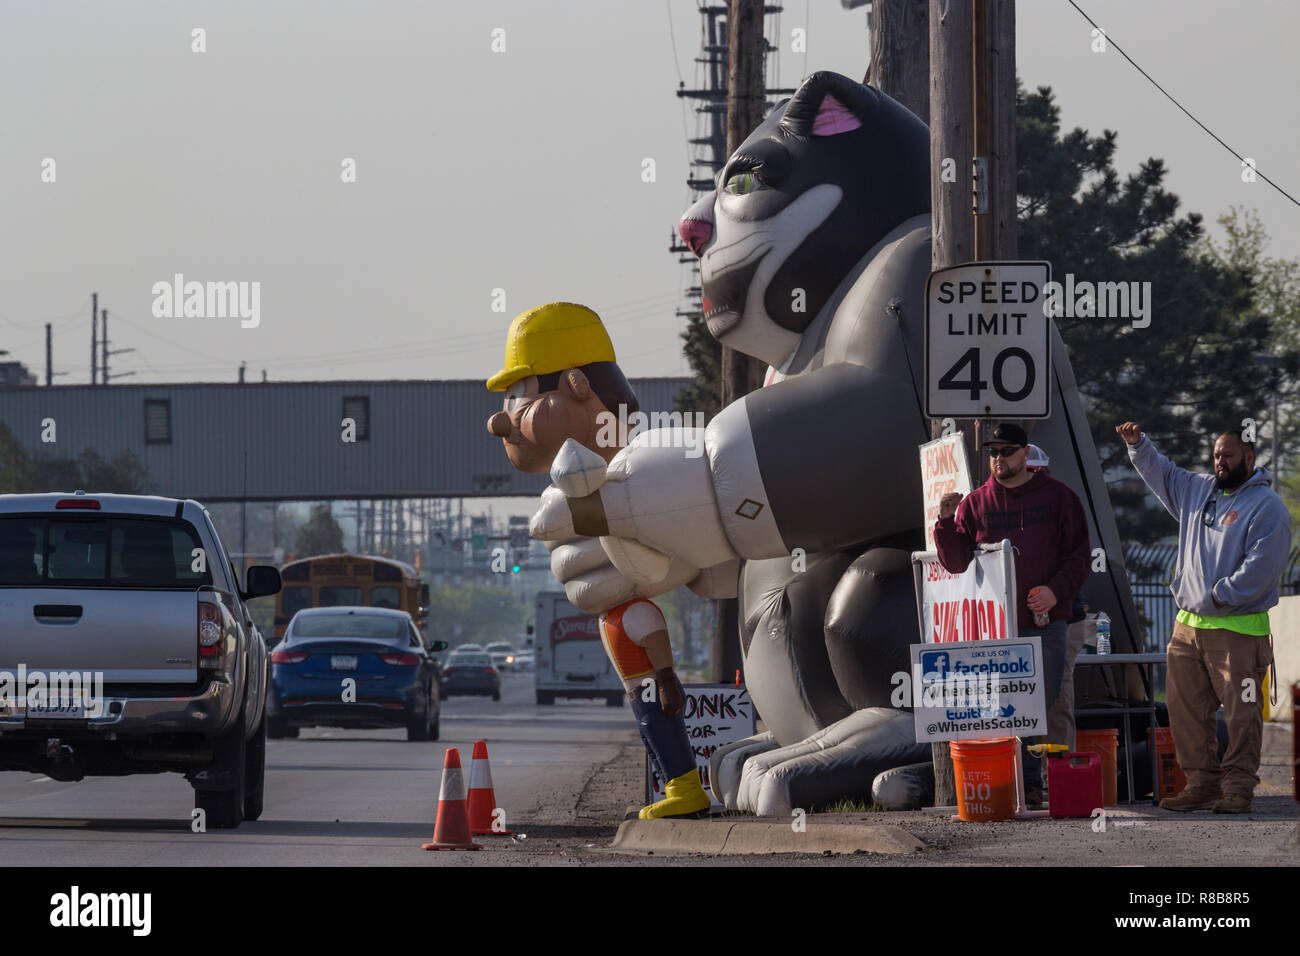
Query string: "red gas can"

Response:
xmin=1048 ymin=751 xmax=1104 ymax=818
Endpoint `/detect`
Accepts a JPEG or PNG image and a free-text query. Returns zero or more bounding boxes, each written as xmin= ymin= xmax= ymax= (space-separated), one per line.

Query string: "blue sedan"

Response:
xmin=268 ymin=607 xmax=447 ymax=741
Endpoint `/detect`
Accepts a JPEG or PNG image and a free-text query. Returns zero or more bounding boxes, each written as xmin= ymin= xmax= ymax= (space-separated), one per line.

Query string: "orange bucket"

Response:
xmin=949 ymin=738 xmax=1017 ymax=821
xmin=1076 ymin=728 xmax=1118 ymax=806
xmin=1147 ymin=727 xmax=1186 ymax=799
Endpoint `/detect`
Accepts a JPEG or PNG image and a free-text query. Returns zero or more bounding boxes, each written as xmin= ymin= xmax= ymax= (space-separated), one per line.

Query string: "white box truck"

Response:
xmin=533 ymin=590 xmax=623 ymax=706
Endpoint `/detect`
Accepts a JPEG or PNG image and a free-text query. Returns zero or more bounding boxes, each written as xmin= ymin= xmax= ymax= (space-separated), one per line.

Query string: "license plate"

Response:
xmin=330 ymin=655 xmax=358 ymax=671
xmin=27 ymin=696 xmax=87 ymax=719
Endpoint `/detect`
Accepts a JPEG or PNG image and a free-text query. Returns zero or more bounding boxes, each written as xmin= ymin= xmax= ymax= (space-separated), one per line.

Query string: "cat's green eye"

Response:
xmin=725 ymin=171 xmax=762 ymax=195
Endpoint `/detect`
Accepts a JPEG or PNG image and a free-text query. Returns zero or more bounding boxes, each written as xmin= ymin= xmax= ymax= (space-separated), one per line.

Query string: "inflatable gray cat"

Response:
xmin=533 ymin=71 xmax=1139 ymax=814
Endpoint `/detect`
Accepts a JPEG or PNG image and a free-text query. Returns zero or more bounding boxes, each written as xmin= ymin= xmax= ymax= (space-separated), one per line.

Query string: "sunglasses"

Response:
xmin=988 ymin=445 xmax=1023 ymax=459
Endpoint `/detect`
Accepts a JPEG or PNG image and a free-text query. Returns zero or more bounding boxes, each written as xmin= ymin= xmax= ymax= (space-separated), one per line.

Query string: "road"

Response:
xmin=2 ymin=675 xmax=1295 ymax=868
xmin=0 ymin=674 xmax=643 ymax=866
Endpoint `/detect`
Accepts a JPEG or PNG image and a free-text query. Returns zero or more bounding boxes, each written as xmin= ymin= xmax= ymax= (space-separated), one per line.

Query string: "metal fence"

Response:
xmin=1124 ymin=543 xmax=1300 ymax=653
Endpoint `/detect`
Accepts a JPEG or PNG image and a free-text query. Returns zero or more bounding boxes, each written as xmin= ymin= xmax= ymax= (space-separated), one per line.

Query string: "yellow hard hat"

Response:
xmin=485 ymin=302 xmax=616 ymax=392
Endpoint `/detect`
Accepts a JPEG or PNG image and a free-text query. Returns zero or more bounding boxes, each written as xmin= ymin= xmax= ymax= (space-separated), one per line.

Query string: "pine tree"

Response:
xmin=1016 ymin=83 xmax=1300 ymax=544
xmin=295 ymin=503 xmax=344 ymax=557
xmin=0 ymin=422 xmax=33 ymax=493
xmin=675 ymin=308 xmax=721 ymax=420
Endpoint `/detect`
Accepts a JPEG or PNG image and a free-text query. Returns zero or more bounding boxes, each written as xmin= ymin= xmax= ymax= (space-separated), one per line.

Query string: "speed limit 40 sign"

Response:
xmin=925 ymin=261 xmax=1052 ymax=419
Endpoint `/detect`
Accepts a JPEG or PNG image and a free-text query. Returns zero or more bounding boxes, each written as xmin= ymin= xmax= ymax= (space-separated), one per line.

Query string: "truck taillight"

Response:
xmin=198 ymin=601 xmax=223 ymax=668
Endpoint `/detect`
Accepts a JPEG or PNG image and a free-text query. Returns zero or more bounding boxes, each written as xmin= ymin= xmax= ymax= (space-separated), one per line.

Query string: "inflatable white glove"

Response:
xmin=530 ymin=434 xmax=738 ymax=606
xmin=532 ymin=435 xmax=738 ymax=591
xmin=535 ymin=490 xmax=701 ymax=613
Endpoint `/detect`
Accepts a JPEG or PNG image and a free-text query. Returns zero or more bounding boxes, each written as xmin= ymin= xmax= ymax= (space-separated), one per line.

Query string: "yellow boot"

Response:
xmin=638 ymin=770 xmax=712 ymax=820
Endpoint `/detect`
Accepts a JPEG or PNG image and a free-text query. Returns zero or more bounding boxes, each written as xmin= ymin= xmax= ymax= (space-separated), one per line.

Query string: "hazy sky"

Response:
xmin=2 ymin=0 xmax=1296 ymax=386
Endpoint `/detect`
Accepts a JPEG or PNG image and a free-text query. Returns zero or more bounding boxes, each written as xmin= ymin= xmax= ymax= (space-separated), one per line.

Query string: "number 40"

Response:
xmin=938 ymin=346 xmax=1035 ymax=402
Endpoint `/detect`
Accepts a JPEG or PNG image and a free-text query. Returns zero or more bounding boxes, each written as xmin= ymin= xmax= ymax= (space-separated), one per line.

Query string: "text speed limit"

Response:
xmin=925 ymin=261 xmax=1052 ymax=419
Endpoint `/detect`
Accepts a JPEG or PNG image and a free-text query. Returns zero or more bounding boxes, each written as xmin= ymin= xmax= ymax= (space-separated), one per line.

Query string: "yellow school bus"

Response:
xmin=273 ymin=554 xmax=428 ymax=642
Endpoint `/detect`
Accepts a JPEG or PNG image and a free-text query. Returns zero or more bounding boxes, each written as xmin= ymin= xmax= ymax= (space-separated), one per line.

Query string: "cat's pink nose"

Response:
xmin=678 ymin=216 xmax=712 ymax=257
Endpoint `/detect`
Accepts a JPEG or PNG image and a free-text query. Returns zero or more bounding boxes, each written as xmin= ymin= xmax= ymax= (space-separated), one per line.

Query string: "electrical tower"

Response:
xmin=670 ymin=5 xmax=795 ymax=330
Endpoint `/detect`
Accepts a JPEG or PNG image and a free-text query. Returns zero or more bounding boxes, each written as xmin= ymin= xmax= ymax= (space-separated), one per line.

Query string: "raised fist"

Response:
xmin=1115 ymin=422 xmax=1142 ymax=446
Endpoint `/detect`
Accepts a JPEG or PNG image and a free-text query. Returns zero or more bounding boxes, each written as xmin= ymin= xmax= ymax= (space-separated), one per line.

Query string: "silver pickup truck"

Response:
xmin=0 ymin=491 xmax=281 ymax=827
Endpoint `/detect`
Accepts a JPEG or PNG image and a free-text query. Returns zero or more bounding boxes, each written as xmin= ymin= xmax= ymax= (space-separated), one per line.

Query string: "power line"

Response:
xmin=667 ymin=0 xmax=696 ymax=169
xmin=1066 ymin=0 xmax=1300 ymax=209
xmin=0 ymin=295 xmax=93 ymax=332
xmin=96 ymin=286 xmax=684 ymax=380
xmin=665 ymin=0 xmax=686 ymax=85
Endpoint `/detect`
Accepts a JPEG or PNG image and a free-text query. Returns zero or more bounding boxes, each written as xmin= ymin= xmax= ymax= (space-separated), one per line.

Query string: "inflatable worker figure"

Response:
xmin=485 ymin=302 xmax=710 ymax=820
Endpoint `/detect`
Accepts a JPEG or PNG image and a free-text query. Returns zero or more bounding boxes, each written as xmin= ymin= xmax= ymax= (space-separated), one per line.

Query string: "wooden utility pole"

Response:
xmin=713 ymin=0 xmax=768 ymax=684
xmin=865 ymin=0 xmax=930 ymax=123
xmin=930 ymin=0 xmax=974 ymax=274
xmin=989 ymin=0 xmax=1018 ymax=261
xmin=927 ymin=0 xmax=1017 ymax=808
xmin=928 ymin=0 xmax=974 ymax=813
xmin=972 ymin=0 xmax=1016 ymax=260
xmin=45 ymin=323 xmax=52 ymax=386
xmin=90 ymin=292 xmax=98 ymax=385
xmin=722 ymin=0 xmax=767 ymax=403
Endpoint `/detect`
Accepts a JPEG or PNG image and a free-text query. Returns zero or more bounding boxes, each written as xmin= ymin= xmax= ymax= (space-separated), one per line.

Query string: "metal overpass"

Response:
xmin=0 ymin=378 xmax=692 ymax=502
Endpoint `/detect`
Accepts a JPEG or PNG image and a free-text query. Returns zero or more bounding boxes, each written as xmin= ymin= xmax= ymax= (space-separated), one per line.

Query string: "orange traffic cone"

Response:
xmin=422 ymin=748 xmax=482 ymax=851
xmin=468 ymin=740 xmax=511 ymax=835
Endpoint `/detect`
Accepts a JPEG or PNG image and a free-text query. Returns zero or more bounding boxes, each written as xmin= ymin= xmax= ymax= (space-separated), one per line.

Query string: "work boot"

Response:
xmin=638 ymin=769 xmax=711 ymax=820
xmin=1159 ymin=787 xmax=1220 ymax=812
xmin=1211 ymin=793 xmax=1253 ymax=814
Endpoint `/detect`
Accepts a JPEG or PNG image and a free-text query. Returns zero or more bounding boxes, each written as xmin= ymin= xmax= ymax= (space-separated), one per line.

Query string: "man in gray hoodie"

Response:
xmin=1118 ymin=422 xmax=1288 ymax=813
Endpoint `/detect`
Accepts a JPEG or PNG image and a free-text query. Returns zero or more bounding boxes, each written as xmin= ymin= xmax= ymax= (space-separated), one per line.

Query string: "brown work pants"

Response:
xmin=1166 ymin=620 xmax=1273 ymax=797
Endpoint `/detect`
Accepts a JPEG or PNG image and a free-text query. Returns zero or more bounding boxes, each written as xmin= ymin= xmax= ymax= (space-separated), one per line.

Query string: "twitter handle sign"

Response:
xmin=910 ymin=637 xmax=1046 ymax=743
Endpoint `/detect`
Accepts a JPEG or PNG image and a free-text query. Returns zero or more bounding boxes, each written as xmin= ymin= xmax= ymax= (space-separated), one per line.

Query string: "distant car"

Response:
xmin=269 ymin=607 xmax=447 ymax=741
xmin=442 ymin=653 xmax=501 ymax=701
xmin=513 ymin=651 xmax=535 ymax=673
xmin=484 ymin=642 xmax=516 ymax=673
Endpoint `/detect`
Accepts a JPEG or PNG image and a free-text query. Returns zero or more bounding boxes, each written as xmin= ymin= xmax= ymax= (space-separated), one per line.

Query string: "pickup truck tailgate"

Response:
xmin=0 ymin=588 xmax=200 ymax=683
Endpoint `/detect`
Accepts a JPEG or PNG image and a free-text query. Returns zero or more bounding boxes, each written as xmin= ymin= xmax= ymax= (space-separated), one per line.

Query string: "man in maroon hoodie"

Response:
xmin=934 ymin=423 xmax=1092 ymax=804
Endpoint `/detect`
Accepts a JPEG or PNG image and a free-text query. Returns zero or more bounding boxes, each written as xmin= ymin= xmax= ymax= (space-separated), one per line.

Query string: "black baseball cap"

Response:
xmin=982 ymin=423 xmax=1028 ymax=447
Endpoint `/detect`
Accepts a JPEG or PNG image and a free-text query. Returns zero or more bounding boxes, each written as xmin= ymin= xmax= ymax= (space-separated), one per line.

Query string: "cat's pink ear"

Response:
xmin=810 ymin=94 xmax=862 ymax=136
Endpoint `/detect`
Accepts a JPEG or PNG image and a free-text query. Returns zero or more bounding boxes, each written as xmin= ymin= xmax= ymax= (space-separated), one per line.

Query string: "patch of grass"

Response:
xmin=818 ymin=798 xmax=884 ymax=814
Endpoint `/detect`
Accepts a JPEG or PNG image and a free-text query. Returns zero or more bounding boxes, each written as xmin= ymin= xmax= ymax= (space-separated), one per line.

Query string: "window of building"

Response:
xmin=342 ymin=396 xmax=370 ymax=441
xmin=144 ymin=399 xmax=172 ymax=445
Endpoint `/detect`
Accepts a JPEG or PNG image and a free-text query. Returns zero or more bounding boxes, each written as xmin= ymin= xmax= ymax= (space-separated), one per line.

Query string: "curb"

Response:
xmin=605 ymin=819 xmax=926 ymax=856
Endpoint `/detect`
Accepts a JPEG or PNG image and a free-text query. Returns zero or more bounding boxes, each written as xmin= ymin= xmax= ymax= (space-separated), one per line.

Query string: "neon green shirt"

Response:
xmin=1175 ymin=608 xmax=1271 ymax=636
